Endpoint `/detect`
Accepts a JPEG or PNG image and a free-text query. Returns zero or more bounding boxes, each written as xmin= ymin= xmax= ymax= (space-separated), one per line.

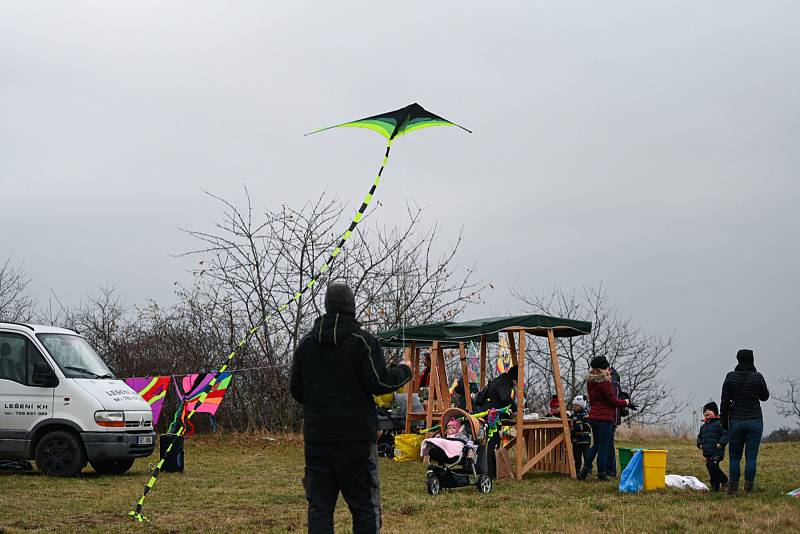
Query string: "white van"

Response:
xmin=0 ymin=322 xmax=156 ymax=476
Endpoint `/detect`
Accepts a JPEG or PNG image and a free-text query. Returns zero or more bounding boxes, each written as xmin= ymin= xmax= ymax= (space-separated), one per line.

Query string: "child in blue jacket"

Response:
xmin=570 ymin=395 xmax=592 ymax=474
xmin=696 ymin=401 xmax=729 ymax=492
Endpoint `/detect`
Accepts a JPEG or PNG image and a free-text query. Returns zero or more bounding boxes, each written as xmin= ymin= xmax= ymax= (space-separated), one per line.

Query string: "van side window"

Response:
xmin=0 ymin=333 xmax=50 ymax=386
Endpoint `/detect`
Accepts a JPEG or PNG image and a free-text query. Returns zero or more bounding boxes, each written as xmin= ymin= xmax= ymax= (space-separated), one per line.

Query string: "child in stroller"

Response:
xmin=420 ymin=408 xmax=492 ymax=495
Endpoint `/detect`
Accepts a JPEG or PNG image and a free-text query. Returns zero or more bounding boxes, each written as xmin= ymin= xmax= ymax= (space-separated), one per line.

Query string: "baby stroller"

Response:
xmin=421 ymin=408 xmax=492 ymax=495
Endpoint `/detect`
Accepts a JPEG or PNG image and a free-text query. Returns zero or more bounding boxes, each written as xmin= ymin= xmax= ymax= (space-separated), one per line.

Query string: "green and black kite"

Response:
xmin=306 ymin=102 xmax=472 ymax=140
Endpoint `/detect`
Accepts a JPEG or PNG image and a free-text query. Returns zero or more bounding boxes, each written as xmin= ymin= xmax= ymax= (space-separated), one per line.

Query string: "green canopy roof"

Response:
xmin=375 ymin=314 xmax=590 ymax=347
xmin=375 ymin=322 xmax=498 ymax=348
xmin=442 ymin=314 xmax=591 ymax=339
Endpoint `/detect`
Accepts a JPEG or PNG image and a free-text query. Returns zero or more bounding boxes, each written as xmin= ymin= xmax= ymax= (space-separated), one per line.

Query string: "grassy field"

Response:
xmin=1 ymin=434 xmax=799 ymax=533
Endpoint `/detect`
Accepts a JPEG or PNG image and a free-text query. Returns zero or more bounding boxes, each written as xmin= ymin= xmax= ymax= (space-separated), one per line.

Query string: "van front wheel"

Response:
xmin=35 ymin=430 xmax=86 ymax=477
xmin=91 ymin=458 xmax=135 ymax=475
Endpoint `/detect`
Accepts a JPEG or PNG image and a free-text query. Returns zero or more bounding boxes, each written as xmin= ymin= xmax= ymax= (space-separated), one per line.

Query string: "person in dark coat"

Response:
xmin=451 ymin=376 xmax=478 ymax=410
xmin=290 ymin=282 xmax=412 ymax=533
xmin=419 ymin=351 xmax=431 ymax=388
xmin=476 ymin=366 xmax=518 ymax=411
xmin=696 ymin=401 xmax=729 ymax=492
xmin=578 ymin=356 xmax=630 ymax=481
xmin=720 ymin=349 xmax=769 ymax=496
xmin=476 ymin=366 xmax=518 ymax=479
xmin=605 ymin=366 xmax=622 ymax=477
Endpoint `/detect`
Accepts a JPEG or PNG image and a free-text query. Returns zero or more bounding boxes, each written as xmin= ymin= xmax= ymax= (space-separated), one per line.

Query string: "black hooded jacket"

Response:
xmin=476 ymin=372 xmax=516 ymax=411
xmin=696 ymin=417 xmax=728 ymax=459
xmin=289 ymin=286 xmax=411 ymax=442
xmin=720 ymin=363 xmax=769 ymax=428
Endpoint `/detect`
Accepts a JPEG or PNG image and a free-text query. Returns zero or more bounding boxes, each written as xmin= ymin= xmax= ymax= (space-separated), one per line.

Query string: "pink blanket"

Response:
xmin=421 ymin=437 xmax=465 ymax=458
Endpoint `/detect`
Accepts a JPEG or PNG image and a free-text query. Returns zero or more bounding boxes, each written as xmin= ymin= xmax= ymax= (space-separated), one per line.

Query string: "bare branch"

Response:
xmin=511 ymin=284 xmax=687 ymax=425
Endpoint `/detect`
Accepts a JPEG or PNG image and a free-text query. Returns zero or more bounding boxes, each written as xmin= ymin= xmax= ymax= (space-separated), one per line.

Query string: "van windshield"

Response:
xmin=36 ymin=334 xmax=115 ymax=379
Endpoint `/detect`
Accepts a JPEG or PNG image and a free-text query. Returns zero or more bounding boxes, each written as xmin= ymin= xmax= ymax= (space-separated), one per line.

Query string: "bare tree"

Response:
xmin=145 ymin=189 xmax=483 ymax=431
xmin=776 ymin=377 xmax=800 ymax=427
xmin=19 ymin=190 xmax=482 ymax=432
xmin=511 ymin=284 xmax=686 ymax=425
xmin=0 ymin=255 xmax=34 ymax=322
xmin=73 ymin=286 xmax=127 ymax=361
xmin=181 ymin=190 xmax=483 ymax=361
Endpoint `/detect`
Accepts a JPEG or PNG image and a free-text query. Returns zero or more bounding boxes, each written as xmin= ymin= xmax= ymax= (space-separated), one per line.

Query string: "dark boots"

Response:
xmin=726 ymin=481 xmax=754 ymax=496
xmin=577 ymin=467 xmax=590 ymax=481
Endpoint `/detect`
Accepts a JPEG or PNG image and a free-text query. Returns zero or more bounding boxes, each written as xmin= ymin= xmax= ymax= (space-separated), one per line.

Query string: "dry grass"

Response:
xmin=1 ymin=434 xmax=798 ymax=533
xmin=615 ymin=423 xmax=694 ymax=441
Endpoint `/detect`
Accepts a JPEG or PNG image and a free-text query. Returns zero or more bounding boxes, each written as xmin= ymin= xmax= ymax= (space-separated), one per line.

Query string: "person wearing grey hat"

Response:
xmin=720 ymin=349 xmax=769 ymax=496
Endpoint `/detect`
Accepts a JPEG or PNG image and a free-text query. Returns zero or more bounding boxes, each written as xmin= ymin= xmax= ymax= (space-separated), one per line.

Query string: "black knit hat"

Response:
xmin=506 ymin=365 xmax=519 ymax=379
xmin=590 ymin=356 xmax=610 ymax=370
xmin=324 ymin=282 xmax=356 ymax=316
xmin=702 ymin=401 xmax=719 ymax=415
xmin=736 ymin=349 xmax=754 ymax=365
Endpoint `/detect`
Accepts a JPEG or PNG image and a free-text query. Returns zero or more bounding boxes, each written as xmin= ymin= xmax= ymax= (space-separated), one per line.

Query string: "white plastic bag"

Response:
xmin=665 ymin=474 xmax=709 ymax=491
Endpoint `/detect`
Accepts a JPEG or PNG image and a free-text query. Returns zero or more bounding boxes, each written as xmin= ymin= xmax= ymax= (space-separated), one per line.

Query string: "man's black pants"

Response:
xmin=304 ymin=440 xmax=381 ymax=534
xmin=705 ymin=457 xmax=728 ymax=491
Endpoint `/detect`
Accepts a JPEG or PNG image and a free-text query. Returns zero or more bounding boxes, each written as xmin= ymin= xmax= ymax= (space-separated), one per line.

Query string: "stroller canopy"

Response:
xmin=441 ymin=408 xmax=482 ymax=441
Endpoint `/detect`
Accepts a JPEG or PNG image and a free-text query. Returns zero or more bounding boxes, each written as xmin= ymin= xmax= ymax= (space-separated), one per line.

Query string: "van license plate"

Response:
xmin=138 ymin=436 xmax=153 ymax=445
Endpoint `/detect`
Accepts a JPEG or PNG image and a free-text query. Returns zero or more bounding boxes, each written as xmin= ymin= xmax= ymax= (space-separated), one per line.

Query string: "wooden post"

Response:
xmin=404 ymin=342 xmax=417 ymax=434
xmin=480 ymin=336 xmax=487 ymax=389
xmin=507 ymin=331 xmax=518 ymax=367
xmin=458 ymin=342 xmax=473 ymax=412
xmin=548 ymin=329 xmax=576 ymax=478
xmin=434 ymin=344 xmax=450 ymax=412
xmin=412 ymin=343 xmax=420 ymax=390
xmin=425 ymin=341 xmax=439 ymax=430
xmin=515 ymin=330 xmax=525 ymax=480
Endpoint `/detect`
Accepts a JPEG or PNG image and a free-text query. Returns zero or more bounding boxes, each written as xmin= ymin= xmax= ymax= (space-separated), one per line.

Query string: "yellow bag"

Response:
xmin=373 ymin=392 xmax=394 ymax=408
xmin=393 ymin=433 xmax=425 ymax=462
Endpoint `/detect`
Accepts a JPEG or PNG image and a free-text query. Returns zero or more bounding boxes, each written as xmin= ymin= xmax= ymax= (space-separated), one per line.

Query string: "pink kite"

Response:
xmin=124 ymin=376 xmax=171 ymax=425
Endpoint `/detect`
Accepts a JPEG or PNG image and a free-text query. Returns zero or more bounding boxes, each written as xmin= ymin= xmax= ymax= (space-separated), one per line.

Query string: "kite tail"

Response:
xmin=128 ymin=137 xmax=395 ymax=522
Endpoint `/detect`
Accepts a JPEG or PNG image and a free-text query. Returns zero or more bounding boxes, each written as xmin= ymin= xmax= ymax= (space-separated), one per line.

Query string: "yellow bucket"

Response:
xmin=642 ymin=449 xmax=668 ymax=490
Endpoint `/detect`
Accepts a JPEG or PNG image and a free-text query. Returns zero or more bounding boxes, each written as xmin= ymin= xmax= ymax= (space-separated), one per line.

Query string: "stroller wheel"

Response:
xmin=476 ymin=473 xmax=492 ymax=494
xmin=426 ymin=474 xmax=441 ymax=496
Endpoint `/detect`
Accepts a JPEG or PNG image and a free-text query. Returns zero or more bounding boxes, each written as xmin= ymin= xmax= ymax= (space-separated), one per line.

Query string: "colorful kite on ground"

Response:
xmin=129 ymin=103 xmax=469 ymax=522
xmin=124 ymin=376 xmax=171 ymax=426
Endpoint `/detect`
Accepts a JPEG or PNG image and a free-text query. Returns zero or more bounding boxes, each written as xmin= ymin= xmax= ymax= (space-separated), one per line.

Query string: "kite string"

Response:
xmin=128 ymin=137 xmax=395 ymax=522
xmin=124 ymin=364 xmax=285 ymax=381
xmin=398 ymin=120 xmax=408 ymax=361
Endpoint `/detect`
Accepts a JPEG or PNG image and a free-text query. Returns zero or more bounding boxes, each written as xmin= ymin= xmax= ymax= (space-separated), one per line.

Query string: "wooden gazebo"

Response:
xmin=375 ymin=323 xmax=496 ymax=433
xmin=377 ymin=314 xmax=592 ymax=480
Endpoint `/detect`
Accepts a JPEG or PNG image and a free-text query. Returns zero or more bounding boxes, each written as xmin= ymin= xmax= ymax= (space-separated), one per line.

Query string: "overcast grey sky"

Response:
xmin=2 ymin=2 xmax=798 ymax=430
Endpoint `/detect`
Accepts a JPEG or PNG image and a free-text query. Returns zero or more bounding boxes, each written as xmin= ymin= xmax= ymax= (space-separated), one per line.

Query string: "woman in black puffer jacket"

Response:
xmin=720 ymin=349 xmax=769 ymax=496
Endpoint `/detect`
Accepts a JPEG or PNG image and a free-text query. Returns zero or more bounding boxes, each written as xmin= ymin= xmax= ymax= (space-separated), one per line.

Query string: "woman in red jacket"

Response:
xmin=578 ymin=356 xmax=629 ymax=481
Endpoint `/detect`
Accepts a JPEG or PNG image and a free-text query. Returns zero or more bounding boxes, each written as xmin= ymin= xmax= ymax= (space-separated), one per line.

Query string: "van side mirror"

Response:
xmin=32 ymin=362 xmax=57 ymax=387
